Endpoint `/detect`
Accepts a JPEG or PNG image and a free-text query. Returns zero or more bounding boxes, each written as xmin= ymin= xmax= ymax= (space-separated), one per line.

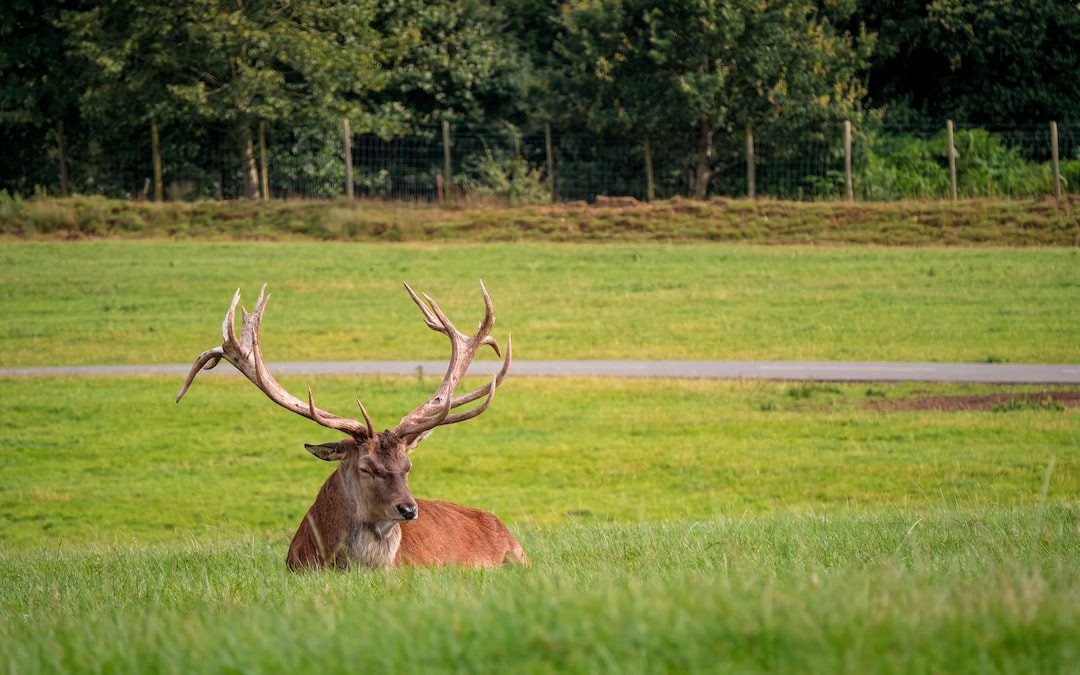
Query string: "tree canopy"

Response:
xmin=1 ymin=0 xmax=1076 ymax=199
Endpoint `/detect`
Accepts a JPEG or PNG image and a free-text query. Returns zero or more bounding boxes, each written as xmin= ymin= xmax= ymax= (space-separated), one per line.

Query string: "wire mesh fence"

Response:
xmin=3 ymin=120 xmax=1076 ymax=203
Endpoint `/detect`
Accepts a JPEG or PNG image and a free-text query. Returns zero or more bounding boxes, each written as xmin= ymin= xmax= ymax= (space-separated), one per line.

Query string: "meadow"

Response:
xmin=1 ymin=374 xmax=1078 ymax=673
xmin=2 ymin=507 xmax=1078 ymax=674
xmin=1 ymin=235 xmax=1078 ymax=672
xmin=2 ymin=376 xmax=1077 ymax=547
xmin=1 ymin=241 xmax=1078 ymax=366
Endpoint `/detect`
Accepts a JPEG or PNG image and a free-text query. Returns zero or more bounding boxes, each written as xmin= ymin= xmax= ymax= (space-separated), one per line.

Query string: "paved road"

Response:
xmin=2 ymin=360 xmax=1078 ymax=384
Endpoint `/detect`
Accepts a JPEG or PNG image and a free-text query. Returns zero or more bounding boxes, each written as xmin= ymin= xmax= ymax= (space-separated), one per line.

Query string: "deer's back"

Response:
xmin=397 ymin=498 xmax=527 ymax=567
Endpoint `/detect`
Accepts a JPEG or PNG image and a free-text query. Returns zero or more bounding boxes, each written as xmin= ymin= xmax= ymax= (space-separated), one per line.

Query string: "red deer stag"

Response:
xmin=176 ymin=283 xmax=526 ymax=571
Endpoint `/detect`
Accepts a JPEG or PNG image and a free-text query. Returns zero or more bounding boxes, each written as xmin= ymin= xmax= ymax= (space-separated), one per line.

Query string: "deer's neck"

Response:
xmin=335 ymin=468 xmax=402 ymax=568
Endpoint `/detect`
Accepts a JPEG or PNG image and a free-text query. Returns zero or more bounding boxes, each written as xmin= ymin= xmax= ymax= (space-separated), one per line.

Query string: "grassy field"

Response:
xmin=1 ymin=227 xmax=1077 ymax=671
xmin=2 ymin=507 xmax=1078 ymax=674
xmin=1 ymin=375 xmax=1076 ymax=547
xmin=2 ymin=241 xmax=1078 ymax=366
xmin=1 ymin=375 xmax=1078 ymax=672
xmin=2 ymin=194 xmax=1079 ymax=246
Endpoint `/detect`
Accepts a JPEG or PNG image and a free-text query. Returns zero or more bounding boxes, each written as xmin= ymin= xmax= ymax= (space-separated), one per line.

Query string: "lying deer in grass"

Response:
xmin=176 ymin=283 xmax=526 ymax=571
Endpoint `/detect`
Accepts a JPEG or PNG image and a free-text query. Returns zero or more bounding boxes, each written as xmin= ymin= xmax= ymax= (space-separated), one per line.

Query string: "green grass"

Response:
xmin=1 ymin=376 xmax=1076 ymax=548
xmin=2 ymin=376 xmax=1077 ymax=672
xmin=1 ymin=241 xmax=1078 ymax=366
xmin=2 ymin=194 xmax=1079 ymax=245
xmin=2 ymin=508 xmax=1078 ymax=673
xmin=1 ymin=221 xmax=1077 ymax=671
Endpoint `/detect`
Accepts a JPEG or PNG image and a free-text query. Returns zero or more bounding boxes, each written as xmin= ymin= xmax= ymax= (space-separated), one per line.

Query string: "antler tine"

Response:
xmin=421 ymin=292 xmax=461 ymax=337
xmin=305 ymin=386 xmax=375 ymax=439
xmin=450 ymin=333 xmax=512 ymax=408
xmin=392 ymin=281 xmax=511 ymax=443
xmin=249 ymin=298 xmax=367 ymax=438
xmin=356 ymin=398 xmax=375 ymax=438
xmin=222 ymin=289 xmax=241 ymax=344
xmin=177 ymin=286 xmax=371 ymax=440
xmin=480 ymin=334 xmax=502 ymax=357
xmin=475 ymin=279 xmax=495 ymax=341
xmin=175 ymin=347 xmax=223 ymax=402
xmin=415 ymin=291 xmax=462 ymax=400
xmin=403 ymin=282 xmax=444 ymax=333
xmin=442 ymin=373 xmax=499 ymax=426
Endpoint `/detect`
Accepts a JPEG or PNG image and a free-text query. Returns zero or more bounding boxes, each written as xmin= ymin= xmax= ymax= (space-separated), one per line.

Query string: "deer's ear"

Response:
xmin=304 ymin=440 xmax=354 ymax=462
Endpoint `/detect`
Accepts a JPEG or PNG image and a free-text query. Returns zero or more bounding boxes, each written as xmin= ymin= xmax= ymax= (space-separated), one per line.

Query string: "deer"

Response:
xmin=176 ymin=282 xmax=526 ymax=571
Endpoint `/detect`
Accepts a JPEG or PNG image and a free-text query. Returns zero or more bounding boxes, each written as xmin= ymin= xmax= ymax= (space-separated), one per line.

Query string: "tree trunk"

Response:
xmin=259 ymin=120 xmax=270 ymax=201
xmin=745 ymin=119 xmax=755 ymax=200
xmin=644 ymin=131 xmax=655 ymax=202
xmin=150 ymin=119 xmax=163 ymax=202
xmin=237 ymin=125 xmax=261 ymax=200
xmin=693 ymin=117 xmax=713 ymax=200
xmin=56 ymin=120 xmax=70 ymax=196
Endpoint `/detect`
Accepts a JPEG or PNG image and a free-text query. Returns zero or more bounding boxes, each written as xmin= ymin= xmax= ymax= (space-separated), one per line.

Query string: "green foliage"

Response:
xmin=857 ymin=128 xmax=1060 ymax=200
xmin=371 ymin=1 xmax=529 ymax=129
xmin=849 ymin=0 xmax=1080 ymax=124
xmin=2 ymin=1 xmax=1079 ymax=202
xmin=553 ymin=0 xmax=872 ymax=197
xmin=457 ymin=151 xmax=551 ymax=206
xmin=857 ymin=134 xmax=950 ymax=199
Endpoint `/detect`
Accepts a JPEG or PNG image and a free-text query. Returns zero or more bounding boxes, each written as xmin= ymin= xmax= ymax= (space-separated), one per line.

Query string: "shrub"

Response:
xmin=856 ymin=129 xmax=1058 ymax=200
xmin=457 ymin=150 xmax=551 ymax=206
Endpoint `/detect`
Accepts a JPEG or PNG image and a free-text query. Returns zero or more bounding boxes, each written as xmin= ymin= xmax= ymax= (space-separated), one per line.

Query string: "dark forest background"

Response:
xmin=2 ymin=1 xmax=1077 ymax=201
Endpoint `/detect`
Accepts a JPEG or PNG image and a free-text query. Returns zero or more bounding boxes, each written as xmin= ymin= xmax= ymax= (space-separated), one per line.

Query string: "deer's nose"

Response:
xmin=397 ymin=503 xmax=418 ymax=521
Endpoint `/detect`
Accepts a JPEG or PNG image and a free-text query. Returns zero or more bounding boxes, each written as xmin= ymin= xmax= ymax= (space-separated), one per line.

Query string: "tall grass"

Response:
xmin=2 ymin=507 xmax=1078 ymax=673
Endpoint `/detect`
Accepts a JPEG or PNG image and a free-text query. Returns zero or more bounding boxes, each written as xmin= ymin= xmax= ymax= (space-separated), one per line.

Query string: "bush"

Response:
xmin=857 ymin=129 xmax=1059 ymax=200
xmin=457 ymin=150 xmax=551 ymax=206
xmin=953 ymin=129 xmax=1054 ymax=198
xmin=858 ymin=134 xmax=950 ymax=200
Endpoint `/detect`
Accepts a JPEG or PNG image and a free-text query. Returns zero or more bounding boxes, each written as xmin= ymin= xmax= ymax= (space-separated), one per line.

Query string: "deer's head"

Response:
xmin=176 ymin=282 xmax=511 ymax=528
xmin=304 ymin=432 xmax=417 ymax=525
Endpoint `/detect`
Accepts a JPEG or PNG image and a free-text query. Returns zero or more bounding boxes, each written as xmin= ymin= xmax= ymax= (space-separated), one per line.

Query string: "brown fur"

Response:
xmin=285 ymin=436 xmax=526 ymax=571
xmin=397 ymin=499 xmax=528 ymax=567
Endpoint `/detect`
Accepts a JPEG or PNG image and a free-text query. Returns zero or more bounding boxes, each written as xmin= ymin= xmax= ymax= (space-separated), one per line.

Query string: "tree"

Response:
xmin=370 ymin=0 xmax=530 ymax=131
xmin=64 ymin=0 xmax=388 ymax=199
xmin=557 ymin=0 xmax=870 ymax=198
xmin=846 ymin=0 xmax=1080 ymax=124
xmin=554 ymin=3 xmax=675 ymax=199
xmin=0 ymin=0 xmax=91 ymax=195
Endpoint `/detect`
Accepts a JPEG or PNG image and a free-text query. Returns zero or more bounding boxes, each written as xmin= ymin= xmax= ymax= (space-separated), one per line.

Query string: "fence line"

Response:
xmin=2 ymin=120 xmax=1076 ymax=204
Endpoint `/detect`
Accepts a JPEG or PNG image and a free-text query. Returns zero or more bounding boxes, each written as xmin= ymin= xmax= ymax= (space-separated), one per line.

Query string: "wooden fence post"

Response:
xmin=1050 ymin=121 xmax=1062 ymax=201
xmin=843 ymin=120 xmax=853 ymax=202
xmin=644 ymin=131 xmax=655 ymax=202
xmin=150 ymin=118 xmax=163 ymax=202
xmin=442 ymin=120 xmax=452 ymax=199
xmin=545 ymin=123 xmax=557 ymax=203
xmin=259 ymin=120 xmax=270 ymax=201
xmin=947 ymin=120 xmax=958 ymax=202
xmin=342 ymin=118 xmax=353 ymax=199
xmin=56 ymin=120 xmax=70 ymax=196
xmin=746 ymin=120 xmax=756 ymax=200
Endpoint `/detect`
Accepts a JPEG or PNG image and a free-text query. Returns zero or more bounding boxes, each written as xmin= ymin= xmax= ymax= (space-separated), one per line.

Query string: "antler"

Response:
xmin=176 ymin=285 xmax=374 ymax=439
xmin=394 ymin=280 xmax=512 ymax=442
